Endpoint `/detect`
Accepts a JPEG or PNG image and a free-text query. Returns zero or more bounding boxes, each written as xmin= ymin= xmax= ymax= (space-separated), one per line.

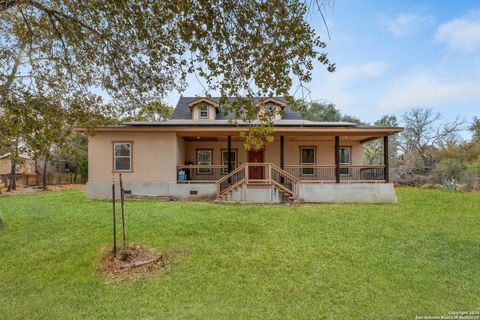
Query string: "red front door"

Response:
xmin=248 ymin=150 xmax=264 ymax=180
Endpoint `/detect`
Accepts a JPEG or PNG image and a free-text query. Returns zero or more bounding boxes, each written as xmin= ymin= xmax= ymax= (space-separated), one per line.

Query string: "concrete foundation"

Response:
xmin=298 ymin=183 xmax=397 ymax=203
xmin=85 ymin=181 xmax=216 ymax=200
xmin=85 ymin=181 xmax=397 ymax=203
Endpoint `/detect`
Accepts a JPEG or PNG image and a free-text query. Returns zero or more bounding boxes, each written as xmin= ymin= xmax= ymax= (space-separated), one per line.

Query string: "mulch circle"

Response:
xmin=101 ymin=243 xmax=170 ymax=282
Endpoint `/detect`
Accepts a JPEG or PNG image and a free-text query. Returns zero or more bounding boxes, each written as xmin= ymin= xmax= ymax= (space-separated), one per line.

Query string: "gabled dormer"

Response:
xmin=256 ymin=97 xmax=287 ymax=120
xmin=188 ymin=98 xmax=219 ymax=120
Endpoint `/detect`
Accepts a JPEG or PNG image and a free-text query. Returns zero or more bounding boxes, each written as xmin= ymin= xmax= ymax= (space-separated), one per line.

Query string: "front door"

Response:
xmin=248 ymin=150 xmax=264 ymax=180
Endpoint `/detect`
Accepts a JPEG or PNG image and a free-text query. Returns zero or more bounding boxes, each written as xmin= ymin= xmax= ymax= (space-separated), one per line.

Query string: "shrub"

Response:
xmin=434 ymin=159 xmax=466 ymax=182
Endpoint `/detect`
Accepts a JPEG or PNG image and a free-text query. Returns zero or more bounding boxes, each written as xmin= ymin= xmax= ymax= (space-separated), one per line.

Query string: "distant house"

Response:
xmin=77 ymin=97 xmax=403 ymax=203
xmin=0 ymin=153 xmax=66 ymax=176
xmin=0 ymin=154 xmax=36 ymax=175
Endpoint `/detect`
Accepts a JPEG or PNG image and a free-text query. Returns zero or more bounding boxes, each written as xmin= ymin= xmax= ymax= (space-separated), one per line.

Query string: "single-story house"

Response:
xmin=0 ymin=153 xmax=36 ymax=175
xmin=77 ymin=97 xmax=403 ymax=203
xmin=0 ymin=153 xmax=67 ymax=176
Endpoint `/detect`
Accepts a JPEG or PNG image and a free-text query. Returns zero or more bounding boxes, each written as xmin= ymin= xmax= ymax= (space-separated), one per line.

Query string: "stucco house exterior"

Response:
xmin=78 ymin=97 xmax=403 ymax=203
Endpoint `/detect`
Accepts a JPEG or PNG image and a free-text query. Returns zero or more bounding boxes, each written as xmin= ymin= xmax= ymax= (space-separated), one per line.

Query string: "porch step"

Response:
xmin=216 ymin=163 xmax=299 ymax=203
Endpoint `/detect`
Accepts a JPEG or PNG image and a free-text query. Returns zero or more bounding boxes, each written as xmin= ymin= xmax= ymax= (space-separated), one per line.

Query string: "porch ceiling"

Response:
xmin=180 ymin=134 xmax=384 ymax=142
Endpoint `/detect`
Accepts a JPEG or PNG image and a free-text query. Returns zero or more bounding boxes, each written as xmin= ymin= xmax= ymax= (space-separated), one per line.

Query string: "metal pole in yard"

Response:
xmin=119 ymin=173 xmax=127 ymax=253
xmin=112 ymin=175 xmax=117 ymax=256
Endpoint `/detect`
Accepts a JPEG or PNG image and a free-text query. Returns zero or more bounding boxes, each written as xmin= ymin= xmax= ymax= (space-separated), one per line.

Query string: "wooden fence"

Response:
xmin=0 ymin=173 xmax=83 ymax=187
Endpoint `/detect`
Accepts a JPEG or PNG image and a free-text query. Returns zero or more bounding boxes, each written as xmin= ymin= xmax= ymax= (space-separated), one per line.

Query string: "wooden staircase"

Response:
xmin=216 ymin=163 xmax=300 ymax=203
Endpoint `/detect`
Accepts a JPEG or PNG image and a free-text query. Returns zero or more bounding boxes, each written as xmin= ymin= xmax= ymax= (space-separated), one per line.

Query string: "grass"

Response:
xmin=0 ymin=188 xmax=479 ymax=319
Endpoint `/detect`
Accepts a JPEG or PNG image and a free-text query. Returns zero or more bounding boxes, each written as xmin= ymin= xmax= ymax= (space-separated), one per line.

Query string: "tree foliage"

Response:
xmin=122 ymin=102 xmax=173 ymax=122
xmin=300 ymin=102 xmax=362 ymax=123
xmin=0 ymin=91 xmax=111 ymax=191
xmin=0 ymin=96 xmax=31 ymax=190
xmin=1 ymin=1 xmax=334 ymax=125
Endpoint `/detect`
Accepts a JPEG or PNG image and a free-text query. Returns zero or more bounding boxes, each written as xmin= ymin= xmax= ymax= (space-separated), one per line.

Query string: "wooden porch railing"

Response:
xmin=216 ymin=163 xmax=247 ymax=197
xmin=216 ymin=163 xmax=299 ymax=200
xmin=176 ymin=165 xmax=228 ymax=183
xmin=178 ymin=164 xmax=386 ymax=184
xmin=270 ymin=163 xmax=300 ymax=199
xmin=284 ymin=165 xmax=386 ymax=182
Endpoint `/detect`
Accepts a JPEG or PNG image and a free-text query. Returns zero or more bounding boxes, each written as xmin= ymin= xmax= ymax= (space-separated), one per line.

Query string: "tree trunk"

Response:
xmin=7 ymin=160 xmax=16 ymax=191
xmin=42 ymin=153 xmax=48 ymax=190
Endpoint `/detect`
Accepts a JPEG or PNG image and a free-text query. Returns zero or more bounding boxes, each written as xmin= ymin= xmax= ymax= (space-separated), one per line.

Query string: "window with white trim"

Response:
xmin=300 ymin=147 xmax=315 ymax=175
xmin=339 ymin=147 xmax=351 ymax=175
xmin=196 ymin=149 xmax=212 ymax=174
xmin=199 ymin=104 xmax=209 ymax=119
xmin=221 ymin=149 xmax=237 ymax=174
xmin=114 ymin=143 xmax=132 ymax=171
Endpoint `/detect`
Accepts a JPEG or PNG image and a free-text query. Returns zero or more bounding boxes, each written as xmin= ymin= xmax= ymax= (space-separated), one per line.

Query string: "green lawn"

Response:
xmin=0 ymin=188 xmax=479 ymax=319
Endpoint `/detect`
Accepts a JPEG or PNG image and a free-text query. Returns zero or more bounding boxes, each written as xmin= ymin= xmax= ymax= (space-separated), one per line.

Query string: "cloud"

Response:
xmin=435 ymin=15 xmax=480 ymax=53
xmin=382 ymin=12 xmax=434 ymax=38
xmin=323 ymin=61 xmax=390 ymax=87
xmin=309 ymin=61 xmax=390 ymax=114
xmin=377 ymin=72 xmax=480 ymax=111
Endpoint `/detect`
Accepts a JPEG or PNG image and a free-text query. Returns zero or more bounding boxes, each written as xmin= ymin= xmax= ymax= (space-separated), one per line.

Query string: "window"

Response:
xmin=264 ymin=103 xmax=276 ymax=114
xmin=339 ymin=147 xmax=351 ymax=175
xmin=259 ymin=103 xmax=280 ymax=120
xmin=113 ymin=142 xmax=132 ymax=172
xmin=300 ymin=147 xmax=315 ymax=175
xmin=221 ymin=149 xmax=237 ymax=174
xmin=196 ymin=149 xmax=212 ymax=174
xmin=199 ymin=104 xmax=209 ymax=119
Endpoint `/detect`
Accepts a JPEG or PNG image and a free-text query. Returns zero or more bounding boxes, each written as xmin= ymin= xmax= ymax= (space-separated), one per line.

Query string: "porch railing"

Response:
xmin=284 ymin=165 xmax=385 ymax=182
xmin=216 ymin=163 xmax=247 ymax=196
xmin=176 ymin=165 xmax=228 ymax=183
xmin=284 ymin=165 xmax=336 ymax=182
xmin=178 ymin=164 xmax=386 ymax=183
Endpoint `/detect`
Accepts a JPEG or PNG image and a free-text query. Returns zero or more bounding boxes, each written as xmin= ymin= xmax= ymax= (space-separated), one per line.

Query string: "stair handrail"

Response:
xmin=270 ymin=163 xmax=301 ymax=183
xmin=216 ymin=163 xmax=247 ymax=197
xmin=269 ymin=163 xmax=300 ymax=199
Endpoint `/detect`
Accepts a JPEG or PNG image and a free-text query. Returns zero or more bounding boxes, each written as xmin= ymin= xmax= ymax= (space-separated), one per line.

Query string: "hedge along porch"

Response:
xmin=80 ymin=123 xmax=401 ymax=203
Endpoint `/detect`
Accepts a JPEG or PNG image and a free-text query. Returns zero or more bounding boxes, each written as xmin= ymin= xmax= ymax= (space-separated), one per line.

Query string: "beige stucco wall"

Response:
xmin=87 ymin=132 xmax=364 ymax=183
xmin=176 ymin=136 xmax=186 ymax=165
xmin=182 ymin=139 xmax=363 ymax=166
xmin=88 ymin=132 xmax=178 ymax=182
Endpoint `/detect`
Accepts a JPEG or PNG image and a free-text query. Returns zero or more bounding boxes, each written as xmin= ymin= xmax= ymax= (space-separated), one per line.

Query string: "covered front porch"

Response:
xmin=176 ymin=133 xmax=390 ymax=184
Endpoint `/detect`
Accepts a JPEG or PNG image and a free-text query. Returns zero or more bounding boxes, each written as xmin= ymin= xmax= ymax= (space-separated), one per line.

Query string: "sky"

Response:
xmin=164 ymin=0 xmax=480 ymax=131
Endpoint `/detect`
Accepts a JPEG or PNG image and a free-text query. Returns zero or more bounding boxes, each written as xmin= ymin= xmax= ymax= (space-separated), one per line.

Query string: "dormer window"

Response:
xmin=199 ymin=104 xmax=209 ymax=119
xmin=264 ymin=103 xmax=277 ymax=115
xmin=256 ymin=98 xmax=286 ymax=121
xmin=187 ymin=98 xmax=219 ymax=120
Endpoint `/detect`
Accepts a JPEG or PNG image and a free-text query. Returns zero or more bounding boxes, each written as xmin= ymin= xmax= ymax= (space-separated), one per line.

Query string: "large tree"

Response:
xmin=1 ymin=0 xmax=335 ymax=144
xmin=399 ymin=107 xmax=464 ymax=171
xmin=0 ymin=97 xmax=30 ymax=191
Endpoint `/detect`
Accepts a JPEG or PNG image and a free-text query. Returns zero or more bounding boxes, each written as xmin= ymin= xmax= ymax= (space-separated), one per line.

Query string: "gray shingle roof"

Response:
xmin=171 ymin=96 xmax=303 ymax=120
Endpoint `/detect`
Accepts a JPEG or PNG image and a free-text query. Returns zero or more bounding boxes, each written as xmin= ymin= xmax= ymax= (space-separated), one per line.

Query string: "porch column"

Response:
xmin=383 ymin=136 xmax=389 ymax=183
xmin=335 ymin=136 xmax=340 ymax=183
xmin=227 ymin=135 xmax=232 ymax=173
xmin=280 ymin=136 xmax=284 ymax=170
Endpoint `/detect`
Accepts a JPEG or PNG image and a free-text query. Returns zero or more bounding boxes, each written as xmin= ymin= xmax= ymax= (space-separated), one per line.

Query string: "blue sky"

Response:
xmin=165 ymin=0 xmax=480 ymax=130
